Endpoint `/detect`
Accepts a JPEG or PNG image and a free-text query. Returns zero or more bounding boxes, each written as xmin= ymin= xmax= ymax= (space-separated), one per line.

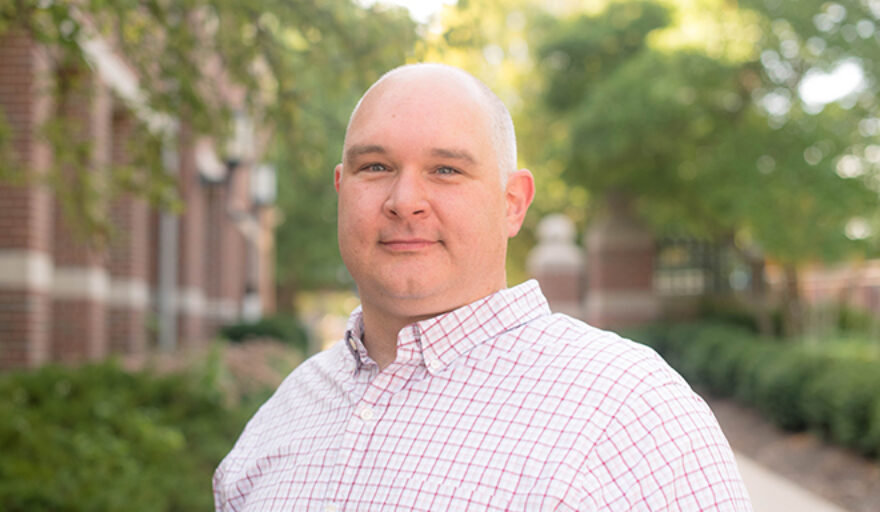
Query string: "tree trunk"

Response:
xmin=748 ymin=257 xmax=774 ymax=337
xmin=781 ymin=264 xmax=804 ymax=338
xmin=275 ymin=280 xmax=298 ymax=314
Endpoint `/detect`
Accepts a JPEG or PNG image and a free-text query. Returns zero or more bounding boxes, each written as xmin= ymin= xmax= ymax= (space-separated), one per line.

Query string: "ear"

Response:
xmin=334 ymin=163 xmax=343 ymax=193
xmin=504 ymin=169 xmax=535 ymax=238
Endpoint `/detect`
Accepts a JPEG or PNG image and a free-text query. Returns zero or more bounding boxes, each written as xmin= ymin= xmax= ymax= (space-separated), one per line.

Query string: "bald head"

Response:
xmin=343 ymin=63 xmax=518 ymax=183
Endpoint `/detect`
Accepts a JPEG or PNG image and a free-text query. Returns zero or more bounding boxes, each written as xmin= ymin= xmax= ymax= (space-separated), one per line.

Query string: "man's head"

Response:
xmin=344 ymin=63 xmax=518 ymax=185
xmin=334 ymin=63 xmax=534 ymax=323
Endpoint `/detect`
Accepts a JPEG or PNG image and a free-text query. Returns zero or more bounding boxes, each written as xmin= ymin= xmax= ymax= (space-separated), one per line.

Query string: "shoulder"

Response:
xmin=521 ymin=313 xmax=681 ymax=390
xmin=251 ymin=339 xmax=351 ymax=426
xmin=514 ymin=313 xmax=723 ymax=439
xmin=527 ymin=317 xmax=751 ymax=509
xmin=214 ymin=339 xmax=353 ymax=506
xmin=216 ymin=339 xmax=349 ymax=466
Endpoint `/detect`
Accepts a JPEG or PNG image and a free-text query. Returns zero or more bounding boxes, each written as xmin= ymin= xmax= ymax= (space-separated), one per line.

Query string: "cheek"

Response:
xmin=339 ymin=190 xmax=378 ymax=232
xmin=446 ymin=196 xmax=508 ymax=246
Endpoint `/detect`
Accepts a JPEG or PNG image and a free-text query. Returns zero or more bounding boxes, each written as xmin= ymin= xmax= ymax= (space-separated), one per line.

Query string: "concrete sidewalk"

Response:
xmin=735 ymin=452 xmax=848 ymax=512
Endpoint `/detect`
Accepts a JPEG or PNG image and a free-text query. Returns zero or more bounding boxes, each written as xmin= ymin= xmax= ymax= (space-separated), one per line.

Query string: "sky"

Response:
xmin=358 ymin=0 xmax=456 ymax=24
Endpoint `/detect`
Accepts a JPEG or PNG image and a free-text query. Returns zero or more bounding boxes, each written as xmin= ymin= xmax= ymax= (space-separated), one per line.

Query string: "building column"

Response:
xmin=0 ymin=31 xmax=54 ymax=369
xmin=175 ymin=123 xmax=208 ymax=347
xmin=106 ymin=110 xmax=150 ymax=355
xmin=50 ymin=67 xmax=112 ymax=363
xmin=204 ymin=182 xmax=241 ymax=332
xmin=584 ymin=192 xmax=660 ymax=329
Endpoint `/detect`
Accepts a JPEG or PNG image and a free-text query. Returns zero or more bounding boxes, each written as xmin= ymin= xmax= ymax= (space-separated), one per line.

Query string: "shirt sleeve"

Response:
xmin=580 ymin=351 xmax=753 ymax=511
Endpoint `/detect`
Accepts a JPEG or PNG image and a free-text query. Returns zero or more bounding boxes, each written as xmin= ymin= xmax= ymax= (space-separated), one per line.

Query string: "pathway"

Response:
xmin=736 ymin=452 xmax=849 ymax=512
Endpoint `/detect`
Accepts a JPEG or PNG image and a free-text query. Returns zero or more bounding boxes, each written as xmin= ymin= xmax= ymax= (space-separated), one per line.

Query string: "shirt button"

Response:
xmin=359 ymin=406 xmax=374 ymax=421
xmin=426 ymin=357 xmax=441 ymax=371
xmin=347 ymin=337 xmax=357 ymax=351
xmin=324 ymin=504 xmax=337 ymax=512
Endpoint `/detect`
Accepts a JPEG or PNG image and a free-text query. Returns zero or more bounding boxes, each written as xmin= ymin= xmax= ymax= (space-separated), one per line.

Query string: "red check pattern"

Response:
xmin=214 ymin=280 xmax=752 ymax=511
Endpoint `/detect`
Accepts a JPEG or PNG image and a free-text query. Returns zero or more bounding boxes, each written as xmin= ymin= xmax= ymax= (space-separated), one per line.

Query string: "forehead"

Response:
xmin=345 ymin=71 xmax=495 ymax=156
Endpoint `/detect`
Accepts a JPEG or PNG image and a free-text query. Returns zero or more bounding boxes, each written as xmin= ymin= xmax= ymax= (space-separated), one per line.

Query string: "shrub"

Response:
xmin=631 ymin=321 xmax=880 ymax=459
xmin=866 ymin=398 xmax=880 ymax=457
xmin=696 ymin=297 xmax=783 ymax=336
xmin=751 ymin=349 xmax=824 ymax=431
xmin=219 ymin=313 xmax=309 ymax=351
xmin=801 ymin=360 xmax=880 ymax=455
xmin=0 ymin=360 xmax=260 ymax=511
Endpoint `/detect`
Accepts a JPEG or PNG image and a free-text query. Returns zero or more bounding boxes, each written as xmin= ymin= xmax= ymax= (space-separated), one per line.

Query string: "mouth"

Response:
xmin=379 ymin=238 xmax=440 ymax=252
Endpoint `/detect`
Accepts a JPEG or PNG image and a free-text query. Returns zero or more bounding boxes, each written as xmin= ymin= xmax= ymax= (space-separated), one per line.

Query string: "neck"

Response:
xmin=360 ymin=304 xmax=423 ymax=371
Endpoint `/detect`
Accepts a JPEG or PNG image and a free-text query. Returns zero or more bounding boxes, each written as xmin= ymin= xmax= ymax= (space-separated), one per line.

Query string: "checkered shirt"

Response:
xmin=213 ymin=280 xmax=752 ymax=511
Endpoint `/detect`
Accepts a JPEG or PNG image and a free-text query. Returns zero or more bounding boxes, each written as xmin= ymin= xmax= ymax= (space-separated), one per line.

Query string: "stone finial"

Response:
xmin=528 ymin=214 xmax=582 ymax=271
xmin=527 ymin=214 xmax=584 ymax=318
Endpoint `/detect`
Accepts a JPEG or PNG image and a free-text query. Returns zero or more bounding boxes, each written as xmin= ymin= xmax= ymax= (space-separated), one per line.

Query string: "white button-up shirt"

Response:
xmin=214 ymin=280 xmax=752 ymax=511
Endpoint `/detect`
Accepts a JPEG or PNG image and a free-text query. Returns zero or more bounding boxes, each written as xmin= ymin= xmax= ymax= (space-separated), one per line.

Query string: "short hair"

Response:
xmin=344 ymin=63 xmax=518 ymax=184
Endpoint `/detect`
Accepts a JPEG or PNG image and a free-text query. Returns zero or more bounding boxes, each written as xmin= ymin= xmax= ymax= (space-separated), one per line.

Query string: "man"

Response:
xmin=214 ymin=63 xmax=752 ymax=511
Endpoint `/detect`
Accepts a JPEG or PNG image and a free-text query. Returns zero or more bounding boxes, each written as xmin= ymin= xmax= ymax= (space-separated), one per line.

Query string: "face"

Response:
xmin=335 ymin=70 xmax=533 ymax=322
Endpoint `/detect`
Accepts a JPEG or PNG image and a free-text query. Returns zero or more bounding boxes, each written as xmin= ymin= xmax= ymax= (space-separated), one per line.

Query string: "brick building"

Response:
xmin=0 ymin=30 xmax=276 ymax=370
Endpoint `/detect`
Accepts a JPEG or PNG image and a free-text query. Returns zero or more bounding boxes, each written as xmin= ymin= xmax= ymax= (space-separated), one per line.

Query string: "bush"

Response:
xmin=0 ymin=360 xmax=260 ymax=511
xmin=836 ymin=305 xmax=875 ymax=334
xmin=696 ymin=297 xmax=783 ymax=336
xmin=632 ymin=321 xmax=880 ymax=458
xmin=220 ymin=313 xmax=309 ymax=351
xmin=802 ymin=360 xmax=880 ymax=455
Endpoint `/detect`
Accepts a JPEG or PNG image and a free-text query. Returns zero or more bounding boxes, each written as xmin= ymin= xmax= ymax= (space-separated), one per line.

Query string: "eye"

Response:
xmin=363 ymin=163 xmax=388 ymax=172
xmin=435 ymin=166 xmax=460 ymax=176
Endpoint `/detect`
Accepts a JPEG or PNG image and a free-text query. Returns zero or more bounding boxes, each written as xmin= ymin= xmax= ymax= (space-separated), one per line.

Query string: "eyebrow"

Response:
xmin=345 ymin=144 xmax=386 ymax=163
xmin=344 ymin=144 xmax=478 ymax=165
xmin=430 ymin=147 xmax=477 ymax=165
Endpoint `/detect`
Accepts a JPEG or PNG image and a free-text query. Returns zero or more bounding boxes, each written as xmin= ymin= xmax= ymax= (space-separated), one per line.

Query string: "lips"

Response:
xmin=379 ymin=238 xmax=440 ymax=252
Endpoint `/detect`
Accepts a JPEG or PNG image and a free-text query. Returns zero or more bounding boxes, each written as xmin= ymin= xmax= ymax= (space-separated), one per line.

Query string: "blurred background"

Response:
xmin=0 ymin=0 xmax=878 ymax=510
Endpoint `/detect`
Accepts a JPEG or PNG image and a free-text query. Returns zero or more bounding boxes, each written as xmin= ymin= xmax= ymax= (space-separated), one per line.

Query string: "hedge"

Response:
xmin=631 ymin=322 xmax=880 ymax=458
xmin=0 ymin=356 xmax=267 ymax=511
xmin=219 ymin=313 xmax=309 ymax=352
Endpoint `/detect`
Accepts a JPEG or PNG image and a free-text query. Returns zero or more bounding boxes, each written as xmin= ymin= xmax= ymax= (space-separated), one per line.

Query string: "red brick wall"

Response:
xmin=0 ymin=31 xmax=54 ymax=368
xmin=107 ymin=110 xmax=149 ymax=354
xmin=0 ymin=30 xmax=270 ymax=369
xmin=0 ymin=290 xmax=51 ymax=367
xmin=584 ymin=195 xmax=660 ymax=329
xmin=49 ymin=67 xmax=109 ymax=363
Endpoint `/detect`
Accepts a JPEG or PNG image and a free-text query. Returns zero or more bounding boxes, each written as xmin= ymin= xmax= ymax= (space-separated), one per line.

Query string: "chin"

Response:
xmin=367 ymin=278 xmax=454 ymax=310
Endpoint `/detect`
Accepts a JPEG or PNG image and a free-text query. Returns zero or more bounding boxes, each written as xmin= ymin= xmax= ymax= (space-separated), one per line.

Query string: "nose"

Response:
xmin=383 ymin=171 xmax=429 ymax=219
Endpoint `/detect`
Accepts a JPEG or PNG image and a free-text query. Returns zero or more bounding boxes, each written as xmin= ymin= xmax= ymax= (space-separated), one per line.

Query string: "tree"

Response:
xmin=533 ymin=0 xmax=879 ymax=334
xmin=422 ymin=0 xmax=594 ymax=284
xmin=0 ymin=0 xmax=420 ymax=305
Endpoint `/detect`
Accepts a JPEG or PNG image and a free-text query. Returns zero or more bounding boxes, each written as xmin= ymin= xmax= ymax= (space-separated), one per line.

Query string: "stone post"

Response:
xmin=584 ymin=192 xmax=659 ymax=329
xmin=527 ymin=214 xmax=584 ymax=318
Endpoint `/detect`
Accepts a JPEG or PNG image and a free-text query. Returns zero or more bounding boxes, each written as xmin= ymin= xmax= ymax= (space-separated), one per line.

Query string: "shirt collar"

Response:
xmin=343 ymin=280 xmax=551 ymax=374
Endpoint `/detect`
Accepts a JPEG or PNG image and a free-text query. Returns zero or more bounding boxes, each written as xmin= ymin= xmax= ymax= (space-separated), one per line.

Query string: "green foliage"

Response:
xmin=0 ymin=109 xmax=21 ymax=184
xmin=697 ymin=297 xmax=783 ymax=336
xmin=219 ymin=313 xmax=309 ymax=351
xmin=0 ymin=361 xmax=260 ymax=511
xmin=0 ymin=0 xmax=420 ymax=276
xmin=802 ymin=359 xmax=880 ymax=453
xmin=538 ymin=1 xmax=671 ymax=112
xmin=262 ymin=2 xmax=418 ymax=292
xmin=534 ymin=0 xmax=879 ymax=265
xmin=634 ymin=322 xmax=880 ymax=457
